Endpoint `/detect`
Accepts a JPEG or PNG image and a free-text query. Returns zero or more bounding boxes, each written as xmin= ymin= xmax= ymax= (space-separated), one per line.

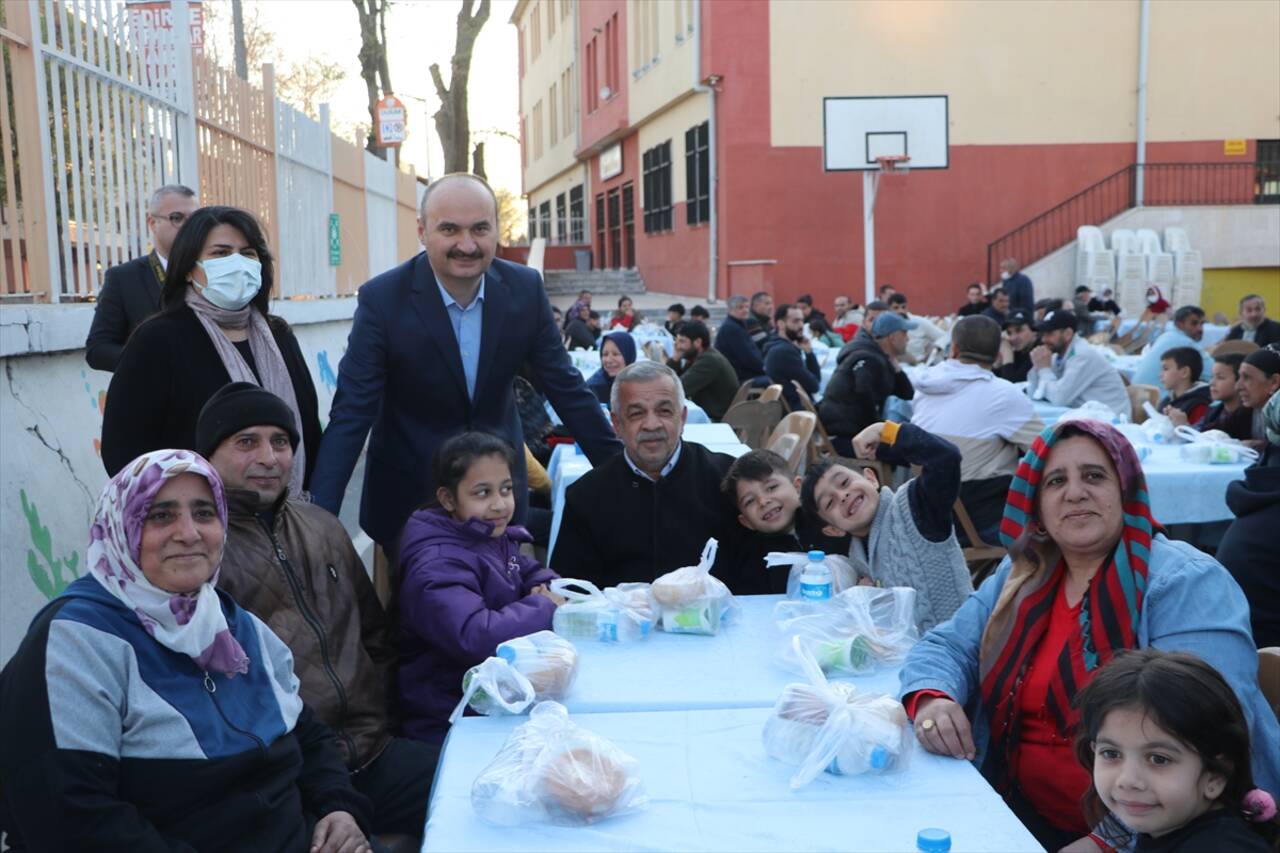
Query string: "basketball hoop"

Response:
xmin=875 ymin=154 xmax=911 ymax=176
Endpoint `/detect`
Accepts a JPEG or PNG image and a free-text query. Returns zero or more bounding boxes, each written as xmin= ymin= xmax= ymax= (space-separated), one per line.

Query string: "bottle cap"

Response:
xmin=496 ymin=645 xmax=517 ymax=663
xmin=869 ymin=746 xmax=889 ymax=770
xmin=807 ymin=550 xmax=825 ymax=562
xmin=916 ymin=828 xmax=951 ymax=853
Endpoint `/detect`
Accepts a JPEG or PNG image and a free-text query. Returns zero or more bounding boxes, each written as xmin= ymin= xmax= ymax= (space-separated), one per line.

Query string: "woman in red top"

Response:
xmin=609 ymin=296 xmax=638 ymax=331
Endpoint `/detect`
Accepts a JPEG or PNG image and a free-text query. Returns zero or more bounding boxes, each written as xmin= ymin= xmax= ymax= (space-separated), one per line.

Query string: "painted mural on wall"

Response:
xmin=0 ymin=317 xmax=352 ymax=664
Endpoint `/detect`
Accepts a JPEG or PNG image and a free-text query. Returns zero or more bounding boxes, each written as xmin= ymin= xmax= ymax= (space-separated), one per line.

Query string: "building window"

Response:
xmin=549 ymin=83 xmax=559 ymax=147
xmin=520 ymin=116 xmax=527 ymax=167
xmin=607 ymin=188 xmax=621 ymax=269
xmin=642 ymin=140 xmax=673 ymax=233
xmin=547 ymin=0 xmax=555 ymax=37
xmin=539 ymin=201 xmax=552 ymax=244
xmin=530 ymin=3 xmax=541 ymax=61
xmin=595 ymin=193 xmax=606 ymax=267
xmin=528 ymin=206 xmax=538 ymax=239
xmin=561 ymin=66 xmax=574 ymax=139
xmin=622 ymin=182 xmax=635 ymax=267
xmin=609 ymin=13 xmax=620 ymax=93
xmin=585 ymin=39 xmax=598 ymax=112
xmin=570 ymin=185 xmax=584 ymax=243
xmin=532 ymin=101 xmax=544 ymax=160
xmin=562 ymin=0 xmax=570 ymax=21
xmin=518 ymin=26 xmax=525 ymax=76
xmin=685 ymin=121 xmax=710 ymax=225
xmin=556 ymin=193 xmax=567 ymax=244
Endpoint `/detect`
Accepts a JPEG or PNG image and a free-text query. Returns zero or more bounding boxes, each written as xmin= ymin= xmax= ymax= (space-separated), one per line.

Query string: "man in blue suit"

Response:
xmin=309 ymin=174 xmax=621 ymax=555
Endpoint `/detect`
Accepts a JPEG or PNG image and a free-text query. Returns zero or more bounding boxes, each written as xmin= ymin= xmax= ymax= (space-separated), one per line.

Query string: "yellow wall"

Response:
xmin=1146 ymin=1 xmax=1280 ymax=142
xmin=628 ymin=0 xmax=698 ymax=127
xmin=1202 ymin=268 xmax=1280 ymax=322
xmin=516 ymin=0 xmax=579 ymax=194
xmin=636 ymin=93 xmax=709 ymax=210
xmin=768 ymin=0 xmax=1279 ymax=149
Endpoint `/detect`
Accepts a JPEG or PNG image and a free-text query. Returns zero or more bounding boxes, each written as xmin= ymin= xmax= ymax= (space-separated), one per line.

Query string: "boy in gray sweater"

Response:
xmin=801 ymin=421 xmax=973 ymax=631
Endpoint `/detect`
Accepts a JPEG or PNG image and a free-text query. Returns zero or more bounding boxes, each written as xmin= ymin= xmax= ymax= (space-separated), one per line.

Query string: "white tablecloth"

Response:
xmin=557 ymin=595 xmax=900 ymax=714
xmin=1026 ymin=401 xmax=1246 ymax=524
xmin=423 ymin=705 xmax=1043 ymax=852
xmin=546 ymin=424 xmax=752 ymax=564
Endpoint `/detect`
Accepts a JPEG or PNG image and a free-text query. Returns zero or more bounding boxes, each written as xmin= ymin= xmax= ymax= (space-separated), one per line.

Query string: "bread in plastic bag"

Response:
xmin=762 ymin=637 xmax=912 ymax=789
xmin=471 ymin=701 xmax=648 ymax=825
xmin=1058 ymin=399 xmax=1127 ymax=425
xmin=497 ymin=630 xmax=579 ymax=697
xmin=651 ymin=538 xmax=739 ymax=635
xmin=764 ymin=551 xmax=864 ymax=599
xmin=551 ymin=579 xmax=654 ymax=643
xmin=1173 ymin=425 xmax=1260 ymax=465
xmin=773 ymin=586 xmax=919 ymax=676
xmin=454 ymin=657 xmax=536 ymax=721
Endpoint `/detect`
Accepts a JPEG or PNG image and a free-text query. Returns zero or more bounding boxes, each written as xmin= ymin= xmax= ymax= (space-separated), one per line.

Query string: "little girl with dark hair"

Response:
xmin=396 ymin=432 xmax=564 ymax=745
xmin=1074 ymin=648 xmax=1277 ymax=851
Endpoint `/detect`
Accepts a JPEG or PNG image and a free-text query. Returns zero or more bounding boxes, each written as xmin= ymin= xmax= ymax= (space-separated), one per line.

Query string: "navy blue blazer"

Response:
xmin=309 ymin=254 xmax=621 ymax=548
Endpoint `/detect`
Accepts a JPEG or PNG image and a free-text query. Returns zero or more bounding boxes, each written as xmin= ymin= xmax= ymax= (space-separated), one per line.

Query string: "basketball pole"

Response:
xmin=862 ymin=170 xmax=879 ymax=305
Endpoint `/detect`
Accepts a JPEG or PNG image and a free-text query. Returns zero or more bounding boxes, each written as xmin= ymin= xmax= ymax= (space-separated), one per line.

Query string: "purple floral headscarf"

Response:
xmin=88 ymin=449 xmax=249 ymax=677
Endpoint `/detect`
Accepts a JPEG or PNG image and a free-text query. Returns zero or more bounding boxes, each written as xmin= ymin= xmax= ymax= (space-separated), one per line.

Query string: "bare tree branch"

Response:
xmin=431 ymin=0 xmax=490 ymax=174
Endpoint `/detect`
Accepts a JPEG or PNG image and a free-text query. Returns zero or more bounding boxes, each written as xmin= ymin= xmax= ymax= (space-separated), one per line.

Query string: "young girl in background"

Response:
xmin=396 ymin=432 xmax=564 ymax=745
xmin=1074 ymin=648 xmax=1277 ymax=852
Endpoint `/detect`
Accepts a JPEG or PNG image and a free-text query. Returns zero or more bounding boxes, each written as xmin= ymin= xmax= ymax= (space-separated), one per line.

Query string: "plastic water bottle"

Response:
xmin=916 ymin=828 xmax=951 ymax=853
xmin=798 ymin=550 xmax=832 ymax=601
xmin=495 ymin=635 xmax=539 ymax=664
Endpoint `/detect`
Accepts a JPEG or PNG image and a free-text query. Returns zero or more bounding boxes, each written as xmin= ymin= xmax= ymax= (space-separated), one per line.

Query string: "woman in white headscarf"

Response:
xmin=0 ymin=450 xmax=371 ymax=852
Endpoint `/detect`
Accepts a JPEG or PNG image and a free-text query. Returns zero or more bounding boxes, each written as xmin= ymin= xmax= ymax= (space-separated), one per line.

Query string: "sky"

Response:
xmin=211 ymin=0 xmax=523 ymax=196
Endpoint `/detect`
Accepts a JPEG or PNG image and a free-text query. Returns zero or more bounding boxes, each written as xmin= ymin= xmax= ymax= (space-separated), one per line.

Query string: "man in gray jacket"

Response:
xmin=1027 ymin=309 xmax=1129 ymax=417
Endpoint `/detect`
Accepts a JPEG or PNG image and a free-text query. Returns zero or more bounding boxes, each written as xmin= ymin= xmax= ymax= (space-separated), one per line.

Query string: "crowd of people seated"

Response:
xmin=3 ymin=178 xmax=1277 ymax=852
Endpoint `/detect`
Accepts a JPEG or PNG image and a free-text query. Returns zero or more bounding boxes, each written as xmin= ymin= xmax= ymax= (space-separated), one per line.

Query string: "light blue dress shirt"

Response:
xmin=436 ymin=277 xmax=485 ymax=400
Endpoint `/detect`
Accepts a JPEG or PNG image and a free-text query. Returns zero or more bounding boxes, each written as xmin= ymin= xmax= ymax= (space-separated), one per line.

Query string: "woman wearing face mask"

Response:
xmin=101 ymin=207 xmax=321 ymax=493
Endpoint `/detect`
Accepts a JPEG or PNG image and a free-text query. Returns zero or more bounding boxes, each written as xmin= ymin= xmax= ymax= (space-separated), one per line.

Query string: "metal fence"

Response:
xmin=986 ymin=161 xmax=1279 ymax=285
xmin=1 ymin=0 xmax=419 ymax=305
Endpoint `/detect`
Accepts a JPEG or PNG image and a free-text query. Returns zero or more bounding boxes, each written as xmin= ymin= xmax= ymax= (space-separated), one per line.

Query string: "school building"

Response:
xmin=511 ymin=0 xmax=1280 ymax=317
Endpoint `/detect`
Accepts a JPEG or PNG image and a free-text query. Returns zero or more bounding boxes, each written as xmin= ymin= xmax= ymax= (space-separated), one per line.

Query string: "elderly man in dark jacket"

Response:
xmin=198 ymin=383 xmax=436 ymax=843
xmin=819 ymin=313 xmax=915 ymax=455
xmin=715 ymin=294 xmax=768 ymax=384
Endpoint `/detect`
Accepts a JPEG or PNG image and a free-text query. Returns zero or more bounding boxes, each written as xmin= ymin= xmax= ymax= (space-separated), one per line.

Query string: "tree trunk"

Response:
xmin=430 ymin=0 xmax=490 ymax=175
xmin=353 ymin=0 xmax=393 ymax=158
xmin=472 ymin=142 xmax=486 ymax=180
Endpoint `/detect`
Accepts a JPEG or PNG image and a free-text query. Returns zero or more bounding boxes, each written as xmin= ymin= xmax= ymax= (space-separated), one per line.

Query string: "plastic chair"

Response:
xmin=791 ymin=383 xmax=840 ymax=462
xmin=728 ymin=380 xmax=764 ymax=410
xmin=1164 ymin=227 xmax=1191 ymax=254
xmin=758 ymin=384 xmax=784 ymax=403
xmin=722 ymin=398 xmax=785 ymax=450
xmin=1259 ymin=648 xmax=1280 ymax=718
xmin=1127 ymin=384 xmax=1160 ymax=424
xmin=766 ymin=411 xmax=817 ymax=475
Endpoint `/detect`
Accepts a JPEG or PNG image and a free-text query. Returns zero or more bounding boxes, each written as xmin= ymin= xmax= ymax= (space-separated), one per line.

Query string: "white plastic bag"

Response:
xmin=453 ymin=657 xmax=535 ymax=721
xmin=551 ymin=579 xmax=654 ymax=643
xmin=773 ymin=586 xmax=919 ymax=675
xmin=497 ymin=630 xmax=579 ymax=699
xmin=1174 ymin=426 xmax=1260 ymax=465
xmin=765 ymin=552 xmax=863 ymax=599
xmin=761 ymin=637 xmax=912 ymax=789
xmin=472 ymin=701 xmax=648 ymax=825
xmin=1059 ymin=399 xmax=1128 ymax=425
xmin=651 ymin=538 xmax=739 ymax=635
xmin=1140 ymin=402 xmax=1175 ymax=443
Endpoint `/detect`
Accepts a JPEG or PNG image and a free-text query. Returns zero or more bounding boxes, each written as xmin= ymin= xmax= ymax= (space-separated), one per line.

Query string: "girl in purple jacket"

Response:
xmin=397 ymin=432 xmax=563 ymax=745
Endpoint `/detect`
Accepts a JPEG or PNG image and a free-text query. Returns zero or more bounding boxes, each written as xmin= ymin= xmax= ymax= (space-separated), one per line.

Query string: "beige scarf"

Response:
xmin=184 ymin=288 xmax=306 ymax=496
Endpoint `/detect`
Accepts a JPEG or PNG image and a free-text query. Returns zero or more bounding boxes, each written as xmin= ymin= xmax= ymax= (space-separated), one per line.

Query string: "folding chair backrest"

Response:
xmin=1213 ymin=340 xmax=1259 ymax=357
xmin=1127 ymin=384 xmax=1160 ymax=423
xmin=758 ymin=384 xmax=784 ymax=403
xmin=722 ymin=399 xmax=785 ymax=449
xmin=766 ymin=411 xmax=817 ymax=474
xmin=728 ymin=380 xmax=762 ymax=409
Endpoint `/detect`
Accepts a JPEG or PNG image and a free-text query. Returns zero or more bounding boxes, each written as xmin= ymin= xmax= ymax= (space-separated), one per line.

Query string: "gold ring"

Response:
xmin=920 ymin=718 xmax=936 ymax=732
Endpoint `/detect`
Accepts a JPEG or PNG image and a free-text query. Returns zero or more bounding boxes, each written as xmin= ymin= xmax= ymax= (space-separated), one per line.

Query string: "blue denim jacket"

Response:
xmin=899 ymin=535 xmax=1280 ymax=797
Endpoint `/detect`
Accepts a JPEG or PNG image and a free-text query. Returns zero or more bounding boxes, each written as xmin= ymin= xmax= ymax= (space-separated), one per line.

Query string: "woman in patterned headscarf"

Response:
xmin=897 ymin=419 xmax=1280 ymax=852
xmin=0 ymin=450 xmax=372 ymax=852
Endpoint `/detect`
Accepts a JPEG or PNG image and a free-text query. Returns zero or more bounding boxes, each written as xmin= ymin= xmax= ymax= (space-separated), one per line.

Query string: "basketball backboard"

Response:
xmin=823 ymin=95 xmax=949 ymax=171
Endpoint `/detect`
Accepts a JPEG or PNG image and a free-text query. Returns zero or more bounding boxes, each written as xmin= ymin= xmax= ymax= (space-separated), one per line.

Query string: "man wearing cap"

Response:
xmin=1027 ymin=309 xmax=1129 ymax=416
xmin=819 ymin=312 xmax=916 ymax=454
xmin=197 ymin=382 xmax=437 ymax=843
xmin=912 ymin=316 xmax=1044 ymax=545
xmin=995 ymin=310 xmax=1037 ymax=383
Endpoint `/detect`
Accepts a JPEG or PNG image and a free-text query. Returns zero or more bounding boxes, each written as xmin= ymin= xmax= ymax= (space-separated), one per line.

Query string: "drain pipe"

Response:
xmin=1135 ymin=0 xmax=1150 ymax=206
xmin=692 ymin=0 xmax=718 ymax=303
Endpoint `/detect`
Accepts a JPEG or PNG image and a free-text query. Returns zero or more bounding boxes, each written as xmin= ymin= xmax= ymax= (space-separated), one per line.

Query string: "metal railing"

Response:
xmin=986 ymin=160 xmax=1280 ymax=284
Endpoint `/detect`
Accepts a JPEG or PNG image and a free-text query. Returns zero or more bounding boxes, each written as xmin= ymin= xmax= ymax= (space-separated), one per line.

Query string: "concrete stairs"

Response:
xmin=544 ymin=268 xmax=645 ymax=298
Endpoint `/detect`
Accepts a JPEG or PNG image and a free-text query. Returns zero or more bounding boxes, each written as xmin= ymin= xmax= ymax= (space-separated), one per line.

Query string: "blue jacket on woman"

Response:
xmin=898 ymin=535 xmax=1280 ymax=795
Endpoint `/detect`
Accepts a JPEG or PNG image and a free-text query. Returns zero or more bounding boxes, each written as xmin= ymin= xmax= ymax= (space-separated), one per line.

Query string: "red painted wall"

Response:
xmin=633 ymin=202 xmax=711 ymax=297
xmin=497 ymin=244 xmax=590 ymax=269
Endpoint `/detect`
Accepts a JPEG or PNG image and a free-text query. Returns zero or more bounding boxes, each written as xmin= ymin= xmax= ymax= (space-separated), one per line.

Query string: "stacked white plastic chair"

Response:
xmin=1075 ymin=225 xmax=1116 ymax=294
xmin=1109 ymin=228 xmax=1147 ymax=316
xmin=1137 ymin=228 xmax=1175 ymax=291
xmin=1165 ymin=227 xmax=1203 ymax=307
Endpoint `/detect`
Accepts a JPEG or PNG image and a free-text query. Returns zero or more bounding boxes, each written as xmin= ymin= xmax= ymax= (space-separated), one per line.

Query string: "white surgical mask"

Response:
xmin=196 ymin=253 xmax=262 ymax=310
xmin=1000 ymin=271 xmax=1011 ymax=281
